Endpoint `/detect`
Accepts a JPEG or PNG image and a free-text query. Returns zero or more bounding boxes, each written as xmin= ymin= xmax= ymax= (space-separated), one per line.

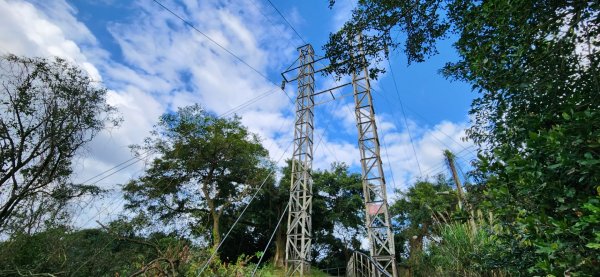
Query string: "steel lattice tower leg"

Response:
xmin=286 ymin=44 xmax=315 ymax=276
xmin=352 ymin=40 xmax=398 ymax=277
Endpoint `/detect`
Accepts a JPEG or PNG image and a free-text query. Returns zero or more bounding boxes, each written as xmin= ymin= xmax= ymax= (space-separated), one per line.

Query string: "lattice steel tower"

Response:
xmin=285 ymin=44 xmax=315 ymax=276
xmin=284 ymin=40 xmax=397 ymax=276
xmin=351 ymin=38 xmax=398 ymax=276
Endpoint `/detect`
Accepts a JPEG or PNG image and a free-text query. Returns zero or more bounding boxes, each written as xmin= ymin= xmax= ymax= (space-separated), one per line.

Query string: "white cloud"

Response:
xmin=330 ymin=0 xmax=356 ymax=31
xmin=319 ymin=88 xmax=475 ymax=195
xmin=104 ymin=0 xmax=296 ymax=115
xmin=313 ymin=130 xmax=360 ymax=170
xmin=1 ymin=0 xmax=476 ymax=231
xmin=0 ymin=0 xmax=303 ymax=228
xmin=379 ymin=118 xmax=475 ymax=195
xmin=0 ymin=0 xmax=102 ymax=80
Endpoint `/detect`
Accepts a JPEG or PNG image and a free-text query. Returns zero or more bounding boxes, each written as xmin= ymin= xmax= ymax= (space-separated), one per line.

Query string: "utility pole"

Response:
xmin=351 ymin=36 xmax=398 ymax=277
xmin=285 ymin=44 xmax=315 ymax=276
xmin=444 ymin=150 xmax=477 ymax=233
xmin=443 ymin=150 xmax=464 ymax=210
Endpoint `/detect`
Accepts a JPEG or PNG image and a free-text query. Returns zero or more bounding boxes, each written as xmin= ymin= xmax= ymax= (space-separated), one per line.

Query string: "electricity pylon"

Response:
xmin=285 ymin=44 xmax=315 ymax=276
xmin=351 ymin=37 xmax=398 ymax=276
xmin=282 ymin=39 xmax=398 ymax=276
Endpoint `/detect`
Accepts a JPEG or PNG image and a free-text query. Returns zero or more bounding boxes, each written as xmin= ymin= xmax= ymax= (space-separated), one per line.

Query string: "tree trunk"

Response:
xmin=201 ymin=175 xmax=220 ymax=249
xmin=212 ymin=212 xmax=220 ymax=249
xmin=274 ymin=213 xmax=286 ymax=267
xmin=408 ymin=223 xmax=428 ymax=276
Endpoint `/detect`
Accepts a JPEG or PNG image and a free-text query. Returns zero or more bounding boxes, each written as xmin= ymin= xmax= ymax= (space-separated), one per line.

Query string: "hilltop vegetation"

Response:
xmin=1 ymin=0 xmax=599 ymax=276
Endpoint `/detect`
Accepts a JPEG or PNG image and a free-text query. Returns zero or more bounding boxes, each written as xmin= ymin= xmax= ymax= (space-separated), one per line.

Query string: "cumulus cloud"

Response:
xmin=330 ymin=0 xmax=357 ymax=31
xmin=378 ymin=117 xmax=475 ymax=197
xmin=318 ymin=86 xmax=475 ymax=195
xmin=0 ymin=0 xmax=475 ymax=229
xmin=0 ymin=0 xmax=303 ymax=226
xmin=0 ymin=0 xmax=102 ymax=80
xmin=105 ymin=0 xmax=297 ymax=113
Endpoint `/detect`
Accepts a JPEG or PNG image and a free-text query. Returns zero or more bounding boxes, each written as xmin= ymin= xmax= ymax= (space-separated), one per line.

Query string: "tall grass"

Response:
xmin=409 ymin=219 xmax=507 ymax=277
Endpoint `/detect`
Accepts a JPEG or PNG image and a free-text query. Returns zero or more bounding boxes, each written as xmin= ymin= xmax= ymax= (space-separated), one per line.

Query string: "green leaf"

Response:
xmin=585 ymin=243 xmax=600 ymax=249
xmin=547 ymin=163 xmax=561 ymax=169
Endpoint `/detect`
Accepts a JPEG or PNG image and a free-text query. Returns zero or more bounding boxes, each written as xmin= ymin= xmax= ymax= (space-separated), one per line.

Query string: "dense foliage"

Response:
xmin=123 ymin=104 xmax=272 ymax=248
xmin=391 ymin=176 xmax=456 ymax=261
xmin=1 ymin=0 xmax=598 ymax=275
xmin=0 ymin=225 xmax=197 ymax=276
xmin=327 ymin=0 xmax=600 ymax=274
xmin=311 ymin=162 xmax=365 ymax=269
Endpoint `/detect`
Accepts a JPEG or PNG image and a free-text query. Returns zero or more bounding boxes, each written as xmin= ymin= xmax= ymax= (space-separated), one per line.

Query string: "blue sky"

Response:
xmin=0 ymin=0 xmax=477 ymax=227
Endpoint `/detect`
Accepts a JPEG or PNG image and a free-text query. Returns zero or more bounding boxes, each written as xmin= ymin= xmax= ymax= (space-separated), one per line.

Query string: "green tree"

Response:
xmin=0 ymin=225 xmax=193 ymax=276
xmin=311 ymin=162 xmax=365 ymax=270
xmin=252 ymin=161 xmax=365 ymax=271
xmin=217 ymin=172 xmax=285 ymax=265
xmin=327 ymin=0 xmax=600 ymax=274
xmin=0 ymin=54 xmax=119 ymax=234
xmin=123 ymin=104 xmax=272 ymax=249
xmin=390 ymin=176 xmax=456 ymax=268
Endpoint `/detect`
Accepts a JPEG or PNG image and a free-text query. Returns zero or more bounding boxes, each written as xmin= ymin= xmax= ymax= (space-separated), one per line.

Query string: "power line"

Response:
xmin=264 ymin=0 xmax=307 ymax=44
xmin=242 ymin=98 xmax=354 ymax=277
xmin=376 ymin=116 xmax=399 ymax=191
xmin=73 ymin=159 xmax=162 ymax=229
xmin=71 ymin=165 xmax=182 ymax=274
xmin=249 ymin=0 xmax=299 ymax=57
xmin=373 ymin=85 xmax=477 ymax=168
xmin=196 ymin=74 xmax=343 ymax=277
xmin=263 ymin=4 xmax=357 ymax=170
xmin=401 ymin=104 xmax=476 ymax=157
xmin=74 ymin=135 xmax=295 ymax=276
xmin=217 ymin=87 xmax=278 ymax=118
xmin=396 ymin=146 xmax=476 ymax=191
xmin=386 ymin=58 xmax=423 ymax=176
xmin=153 ymin=3 xmax=399 ymax=271
xmin=70 ymin=150 xmax=155 ymax=227
xmin=77 ymin=149 xmax=154 ymax=185
xmin=76 ymin=120 xmax=292 ymax=231
xmin=71 ymin=91 xmax=283 ymax=223
xmin=253 ymin=0 xmax=355 ymax=171
xmin=379 ymin=52 xmax=476 ymax=157
xmin=251 ymin=201 xmax=289 ymax=276
xmin=78 ymin=86 xmax=285 ymax=191
xmin=71 ymin=87 xmax=290 ymax=227
xmin=400 ymin=145 xmax=476 ymax=189
xmin=148 ymin=7 xmax=351 ymax=269
xmin=152 ymin=0 xmax=276 ymax=86
xmin=152 ymin=0 xmax=346 ymax=168
xmin=268 ymin=10 xmax=408 ymax=266
xmin=197 ymin=138 xmax=294 ymax=275
xmin=68 ymin=2 xmax=360 ymax=273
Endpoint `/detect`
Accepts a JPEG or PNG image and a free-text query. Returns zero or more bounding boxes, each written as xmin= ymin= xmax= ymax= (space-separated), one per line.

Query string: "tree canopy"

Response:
xmin=123 ymin=104 xmax=273 ymax=248
xmin=0 ymin=54 xmax=119 ymax=234
xmin=2 ymin=1 xmax=599 ymax=275
xmin=391 ymin=176 xmax=456 ymax=260
xmin=310 ymin=162 xmax=364 ymax=269
xmin=327 ymin=0 xmax=600 ymax=274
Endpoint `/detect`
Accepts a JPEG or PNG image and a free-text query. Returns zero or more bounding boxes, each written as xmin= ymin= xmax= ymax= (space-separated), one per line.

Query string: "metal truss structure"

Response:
xmin=351 ymin=38 xmax=398 ymax=277
xmin=347 ymin=251 xmax=392 ymax=277
xmin=283 ymin=39 xmax=397 ymax=276
xmin=285 ymin=44 xmax=315 ymax=276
